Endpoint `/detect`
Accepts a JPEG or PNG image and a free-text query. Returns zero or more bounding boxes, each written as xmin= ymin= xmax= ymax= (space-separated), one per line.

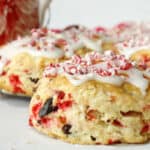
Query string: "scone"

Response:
xmin=0 ymin=25 xmax=109 ymax=97
xmin=29 ymin=51 xmax=150 ymax=144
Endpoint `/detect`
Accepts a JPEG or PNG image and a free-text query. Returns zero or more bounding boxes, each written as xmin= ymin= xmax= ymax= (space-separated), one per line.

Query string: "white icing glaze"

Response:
xmin=126 ymin=68 xmax=149 ymax=95
xmin=65 ymin=73 xmax=123 ymax=86
xmin=79 ymin=35 xmax=102 ymax=52
xmin=115 ymin=22 xmax=150 ymax=58
xmin=143 ymin=69 xmax=150 ymax=81
xmin=0 ymin=37 xmax=65 ymax=59
xmin=44 ymin=52 xmax=150 ymax=95
xmin=0 ymin=37 xmax=30 ymax=59
xmin=0 ymin=26 xmax=104 ymax=60
xmin=62 ymin=25 xmax=103 ymax=56
xmin=0 ymin=56 xmax=9 ymax=74
xmin=117 ymin=45 xmax=150 ymax=58
xmin=64 ymin=68 xmax=149 ymax=95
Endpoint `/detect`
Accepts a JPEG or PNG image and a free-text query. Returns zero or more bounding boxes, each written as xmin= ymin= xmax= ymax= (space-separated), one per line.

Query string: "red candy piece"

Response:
xmin=95 ymin=26 xmax=106 ymax=32
xmin=9 ymin=74 xmax=25 ymax=94
xmin=120 ymin=62 xmax=132 ymax=70
xmin=32 ymin=102 xmax=42 ymax=118
xmin=0 ymin=0 xmax=39 ymax=45
xmin=141 ymin=124 xmax=150 ymax=134
xmin=108 ymin=139 xmax=121 ymax=145
xmin=9 ymin=74 xmax=21 ymax=86
xmin=56 ymin=92 xmax=73 ymax=110
xmin=112 ymin=119 xmax=124 ymax=127
xmin=57 ymin=100 xmax=73 ymax=110
xmin=57 ymin=91 xmax=65 ymax=100
xmin=96 ymin=69 xmax=112 ymax=76
xmin=0 ymin=71 xmax=7 ymax=76
xmin=13 ymin=86 xmax=25 ymax=94
xmin=40 ymin=117 xmax=52 ymax=125
xmin=51 ymin=29 xmax=62 ymax=34
xmin=54 ymin=39 xmax=67 ymax=47
xmin=31 ymin=28 xmax=48 ymax=38
xmin=115 ymin=22 xmax=129 ymax=31
xmin=86 ymin=109 xmax=97 ymax=121
xmin=28 ymin=116 xmax=33 ymax=127
xmin=65 ymin=66 xmax=78 ymax=75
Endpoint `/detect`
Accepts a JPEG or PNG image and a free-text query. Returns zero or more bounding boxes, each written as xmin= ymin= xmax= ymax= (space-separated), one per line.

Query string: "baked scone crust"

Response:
xmin=29 ymin=76 xmax=150 ymax=144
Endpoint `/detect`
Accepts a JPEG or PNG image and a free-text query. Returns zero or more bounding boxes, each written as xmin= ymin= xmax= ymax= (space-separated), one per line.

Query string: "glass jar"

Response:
xmin=0 ymin=0 xmax=39 ymax=45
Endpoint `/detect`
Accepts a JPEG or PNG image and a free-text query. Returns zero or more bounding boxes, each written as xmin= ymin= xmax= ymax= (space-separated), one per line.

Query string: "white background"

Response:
xmin=0 ymin=0 xmax=150 ymax=150
xmin=50 ymin=0 xmax=150 ymax=28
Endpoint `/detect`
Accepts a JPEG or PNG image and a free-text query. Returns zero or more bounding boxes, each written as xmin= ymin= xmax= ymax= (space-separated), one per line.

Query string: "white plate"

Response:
xmin=0 ymin=95 xmax=149 ymax=150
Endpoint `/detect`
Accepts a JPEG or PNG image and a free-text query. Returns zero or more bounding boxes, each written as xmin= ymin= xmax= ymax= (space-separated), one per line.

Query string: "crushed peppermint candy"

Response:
xmin=22 ymin=25 xmax=104 ymax=58
xmin=106 ymin=22 xmax=150 ymax=43
xmin=43 ymin=51 xmax=150 ymax=95
xmin=111 ymin=22 xmax=150 ymax=59
xmin=120 ymin=35 xmax=150 ymax=48
xmin=44 ymin=51 xmax=133 ymax=77
xmin=116 ymin=32 xmax=150 ymax=58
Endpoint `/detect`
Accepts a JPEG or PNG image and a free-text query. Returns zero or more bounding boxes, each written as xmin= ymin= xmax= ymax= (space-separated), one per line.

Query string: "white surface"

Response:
xmin=0 ymin=0 xmax=150 ymax=149
xmin=0 ymin=96 xmax=149 ymax=150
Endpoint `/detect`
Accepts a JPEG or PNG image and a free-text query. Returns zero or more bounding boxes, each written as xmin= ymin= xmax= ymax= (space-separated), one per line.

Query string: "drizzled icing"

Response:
xmin=117 ymin=35 xmax=150 ymax=58
xmin=29 ymin=26 xmax=102 ymax=58
xmin=109 ymin=22 xmax=150 ymax=41
xmin=0 ymin=22 xmax=149 ymax=61
xmin=0 ymin=25 xmax=104 ymax=60
xmin=43 ymin=51 xmax=150 ymax=95
xmin=114 ymin=22 xmax=150 ymax=58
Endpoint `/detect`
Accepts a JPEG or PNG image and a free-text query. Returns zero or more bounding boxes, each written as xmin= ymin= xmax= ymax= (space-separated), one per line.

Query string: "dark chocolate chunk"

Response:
xmin=47 ymin=105 xmax=58 ymax=114
xmin=29 ymin=77 xmax=39 ymax=84
xmin=62 ymin=124 xmax=72 ymax=134
xmin=39 ymin=98 xmax=53 ymax=117
xmin=90 ymin=136 xmax=96 ymax=141
xmin=52 ymin=106 xmax=58 ymax=112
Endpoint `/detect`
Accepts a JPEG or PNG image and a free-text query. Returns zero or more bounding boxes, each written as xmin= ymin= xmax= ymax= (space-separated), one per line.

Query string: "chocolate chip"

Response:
xmin=52 ymin=106 xmax=58 ymax=112
xmin=37 ymin=120 xmax=41 ymax=124
xmin=64 ymin=25 xmax=79 ymax=31
xmin=47 ymin=105 xmax=58 ymax=114
xmin=33 ymin=87 xmax=37 ymax=92
xmin=62 ymin=124 xmax=72 ymax=134
xmin=39 ymin=98 xmax=53 ymax=117
xmin=90 ymin=136 xmax=96 ymax=141
xmin=29 ymin=77 xmax=39 ymax=83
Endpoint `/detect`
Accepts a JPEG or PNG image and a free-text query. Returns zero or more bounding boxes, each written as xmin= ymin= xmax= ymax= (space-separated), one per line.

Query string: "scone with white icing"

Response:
xmin=0 ymin=25 xmax=108 ymax=96
xmin=29 ymin=51 xmax=150 ymax=144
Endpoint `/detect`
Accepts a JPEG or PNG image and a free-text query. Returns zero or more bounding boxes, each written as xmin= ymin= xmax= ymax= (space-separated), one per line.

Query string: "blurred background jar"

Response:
xmin=0 ymin=0 xmax=39 ymax=45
